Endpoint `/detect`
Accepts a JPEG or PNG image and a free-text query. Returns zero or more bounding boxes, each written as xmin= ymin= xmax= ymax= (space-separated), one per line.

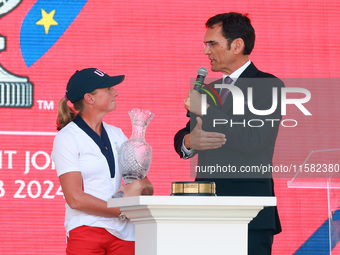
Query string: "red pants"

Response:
xmin=66 ymin=226 xmax=135 ymax=255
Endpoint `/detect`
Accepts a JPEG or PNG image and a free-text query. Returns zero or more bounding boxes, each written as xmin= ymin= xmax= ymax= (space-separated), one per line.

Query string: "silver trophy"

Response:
xmin=0 ymin=0 xmax=34 ymax=108
xmin=113 ymin=108 xmax=154 ymax=198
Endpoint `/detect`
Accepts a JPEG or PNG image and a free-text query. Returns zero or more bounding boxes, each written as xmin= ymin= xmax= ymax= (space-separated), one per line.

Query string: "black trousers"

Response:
xmin=248 ymin=229 xmax=274 ymax=255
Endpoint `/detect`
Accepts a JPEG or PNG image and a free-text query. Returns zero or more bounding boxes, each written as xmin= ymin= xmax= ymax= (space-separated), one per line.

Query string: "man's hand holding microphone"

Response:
xmin=184 ymin=67 xmax=226 ymax=151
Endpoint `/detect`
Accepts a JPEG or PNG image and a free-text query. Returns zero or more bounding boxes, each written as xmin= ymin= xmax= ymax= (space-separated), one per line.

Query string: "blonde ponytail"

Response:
xmin=56 ymin=97 xmax=76 ymax=131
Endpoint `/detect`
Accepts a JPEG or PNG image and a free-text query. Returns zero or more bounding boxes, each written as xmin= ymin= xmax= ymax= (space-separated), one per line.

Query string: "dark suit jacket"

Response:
xmin=174 ymin=63 xmax=282 ymax=234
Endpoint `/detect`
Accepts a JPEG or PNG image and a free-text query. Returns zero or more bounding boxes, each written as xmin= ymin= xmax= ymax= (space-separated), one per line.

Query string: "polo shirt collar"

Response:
xmin=73 ymin=114 xmax=115 ymax=178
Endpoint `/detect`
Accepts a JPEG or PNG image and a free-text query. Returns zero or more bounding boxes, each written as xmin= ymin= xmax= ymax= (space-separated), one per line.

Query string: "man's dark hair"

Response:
xmin=206 ymin=12 xmax=255 ymax=55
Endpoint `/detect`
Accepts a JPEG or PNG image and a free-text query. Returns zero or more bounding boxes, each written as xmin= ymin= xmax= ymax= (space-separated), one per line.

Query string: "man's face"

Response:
xmin=203 ymin=25 xmax=234 ymax=75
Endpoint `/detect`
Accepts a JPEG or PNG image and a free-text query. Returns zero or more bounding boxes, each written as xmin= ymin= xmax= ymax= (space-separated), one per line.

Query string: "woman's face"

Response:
xmin=91 ymin=86 xmax=119 ymax=113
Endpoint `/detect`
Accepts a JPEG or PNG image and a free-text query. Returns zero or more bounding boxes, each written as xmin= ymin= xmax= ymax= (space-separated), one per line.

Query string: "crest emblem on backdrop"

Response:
xmin=0 ymin=0 xmax=88 ymax=108
xmin=0 ymin=0 xmax=33 ymax=108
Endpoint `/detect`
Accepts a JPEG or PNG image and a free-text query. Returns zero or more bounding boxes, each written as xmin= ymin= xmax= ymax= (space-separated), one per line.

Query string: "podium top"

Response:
xmin=287 ymin=148 xmax=340 ymax=189
xmin=108 ymin=196 xmax=277 ymax=208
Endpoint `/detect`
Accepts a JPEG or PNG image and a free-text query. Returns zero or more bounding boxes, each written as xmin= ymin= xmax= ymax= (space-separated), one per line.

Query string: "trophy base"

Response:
xmin=123 ymin=176 xmax=139 ymax=185
xmin=112 ymin=192 xmax=123 ymax=198
xmin=171 ymin=181 xmax=216 ymax=196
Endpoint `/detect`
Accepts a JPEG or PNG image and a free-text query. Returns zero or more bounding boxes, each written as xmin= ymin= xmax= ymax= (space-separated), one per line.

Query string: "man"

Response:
xmin=174 ymin=13 xmax=282 ymax=255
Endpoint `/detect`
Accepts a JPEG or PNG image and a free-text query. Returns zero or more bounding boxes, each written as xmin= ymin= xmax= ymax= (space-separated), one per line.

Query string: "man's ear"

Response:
xmin=231 ymin=38 xmax=245 ymax=55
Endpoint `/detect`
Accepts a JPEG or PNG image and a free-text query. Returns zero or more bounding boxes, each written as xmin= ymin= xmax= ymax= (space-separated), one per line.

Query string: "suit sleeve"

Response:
xmin=174 ymin=121 xmax=190 ymax=158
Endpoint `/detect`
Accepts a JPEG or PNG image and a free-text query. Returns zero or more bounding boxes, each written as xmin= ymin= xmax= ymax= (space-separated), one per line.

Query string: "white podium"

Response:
xmin=108 ymin=196 xmax=276 ymax=255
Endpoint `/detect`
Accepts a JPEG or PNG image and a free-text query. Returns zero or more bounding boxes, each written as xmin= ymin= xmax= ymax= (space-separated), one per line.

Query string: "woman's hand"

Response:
xmin=116 ymin=176 xmax=154 ymax=197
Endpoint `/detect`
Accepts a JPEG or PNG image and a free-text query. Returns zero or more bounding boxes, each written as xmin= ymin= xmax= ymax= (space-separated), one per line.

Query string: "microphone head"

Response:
xmin=197 ymin=67 xmax=208 ymax=77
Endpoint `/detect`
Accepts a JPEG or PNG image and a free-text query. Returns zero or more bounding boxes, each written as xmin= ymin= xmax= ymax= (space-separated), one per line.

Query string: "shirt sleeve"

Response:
xmin=52 ymin=130 xmax=82 ymax=177
xmin=181 ymin=135 xmax=196 ymax=159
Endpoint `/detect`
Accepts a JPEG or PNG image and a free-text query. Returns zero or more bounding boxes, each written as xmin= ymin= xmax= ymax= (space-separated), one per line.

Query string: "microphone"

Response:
xmin=187 ymin=67 xmax=208 ymax=117
xmin=194 ymin=67 xmax=208 ymax=90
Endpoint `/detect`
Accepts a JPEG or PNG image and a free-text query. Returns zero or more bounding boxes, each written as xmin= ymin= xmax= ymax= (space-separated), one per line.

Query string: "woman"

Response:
xmin=52 ymin=68 xmax=153 ymax=255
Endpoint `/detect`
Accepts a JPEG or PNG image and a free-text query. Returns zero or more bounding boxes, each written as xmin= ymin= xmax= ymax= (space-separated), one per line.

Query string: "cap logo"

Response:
xmin=94 ymin=69 xmax=105 ymax=77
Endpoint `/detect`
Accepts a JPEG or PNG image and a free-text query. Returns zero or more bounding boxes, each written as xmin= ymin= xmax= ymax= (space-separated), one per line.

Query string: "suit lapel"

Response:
xmin=222 ymin=63 xmax=259 ymax=113
xmin=234 ymin=62 xmax=259 ymax=90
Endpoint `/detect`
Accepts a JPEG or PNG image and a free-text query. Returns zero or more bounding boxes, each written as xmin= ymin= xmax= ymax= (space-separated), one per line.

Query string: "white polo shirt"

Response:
xmin=52 ymin=119 xmax=134 ymax=241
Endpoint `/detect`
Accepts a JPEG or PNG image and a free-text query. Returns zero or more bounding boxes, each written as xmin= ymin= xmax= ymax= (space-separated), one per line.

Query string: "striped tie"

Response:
xmin=220 ymin=76 xmax=233 ymax=104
